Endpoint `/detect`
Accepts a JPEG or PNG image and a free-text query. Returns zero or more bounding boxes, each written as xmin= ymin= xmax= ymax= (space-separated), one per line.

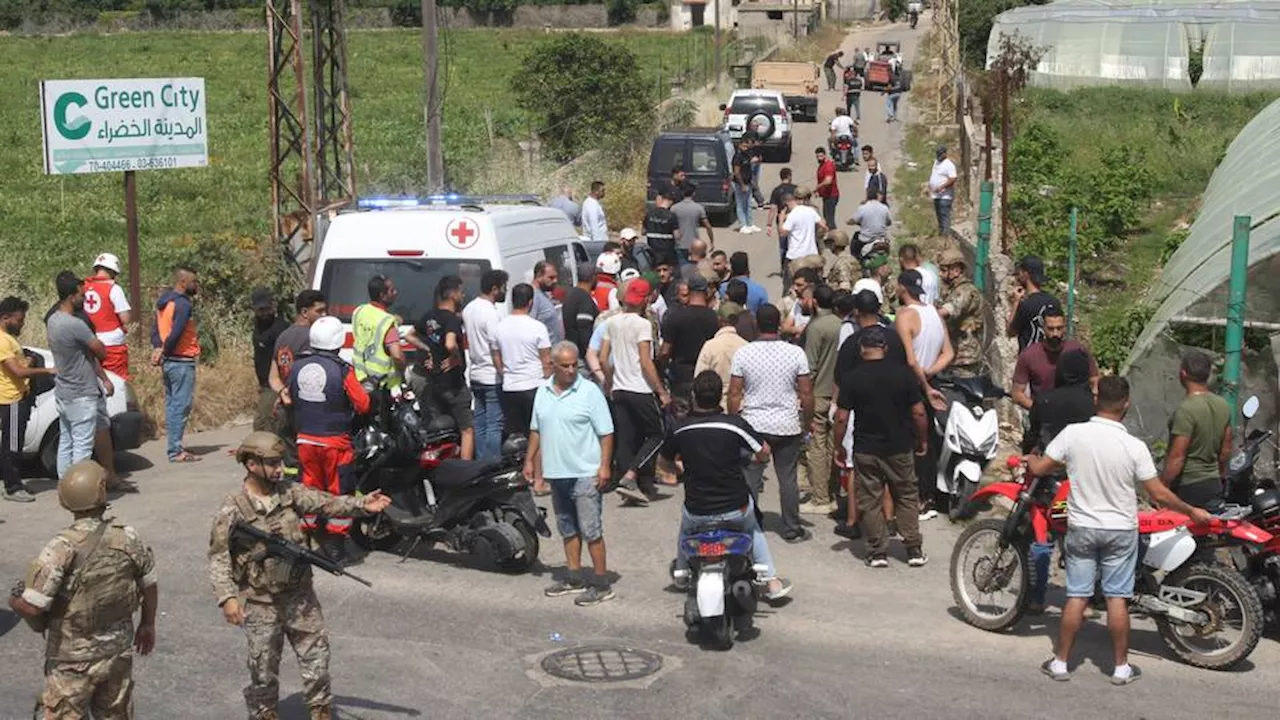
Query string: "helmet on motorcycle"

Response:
xmin=58 ymin=461 xmax=108 ymax=513
xmin=501 ymin=434 xmax=529 ymax=458
xmin=235 ymin=431 xmax=286 ymax=465
xmin=309 ymin=315 xmax=345 ymax=351
xmin=1252 ymin=489 xmax=1280 ymax=519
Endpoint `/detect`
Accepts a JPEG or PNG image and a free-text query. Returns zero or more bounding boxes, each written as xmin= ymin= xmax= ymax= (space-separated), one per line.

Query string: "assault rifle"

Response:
xmin=231 ymin=521 xmax=372 ymax=588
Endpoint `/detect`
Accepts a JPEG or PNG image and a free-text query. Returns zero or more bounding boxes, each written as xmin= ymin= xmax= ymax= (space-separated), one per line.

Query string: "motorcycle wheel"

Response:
xmin=1154 ymin=562 xmax=1263 ymax=670
xmin=949 ymin=518 xmax=1031 ymax=631
xmin=705 ymin=612 xmax=734 ymax=651
xmin=349 ymin=515 xmax=403 ymax=552
xmin=495 ymin=517 xmax=540 ymax=574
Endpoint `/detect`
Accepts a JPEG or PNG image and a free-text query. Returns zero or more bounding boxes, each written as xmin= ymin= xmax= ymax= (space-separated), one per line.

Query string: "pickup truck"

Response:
xmin=750 ymin=62 xmax=819 ymax=123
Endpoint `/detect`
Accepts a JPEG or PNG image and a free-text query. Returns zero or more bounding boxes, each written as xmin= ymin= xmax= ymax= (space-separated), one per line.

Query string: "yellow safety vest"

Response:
xmin=351 ymin=303 xmax=401 ymax=388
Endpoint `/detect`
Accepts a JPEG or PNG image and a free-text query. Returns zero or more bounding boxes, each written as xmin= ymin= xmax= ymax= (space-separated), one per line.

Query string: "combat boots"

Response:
xmin=310 ymin=704 xmax=334 ymax=720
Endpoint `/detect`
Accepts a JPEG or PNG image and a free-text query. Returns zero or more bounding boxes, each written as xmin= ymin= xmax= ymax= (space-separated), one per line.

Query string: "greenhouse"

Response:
xmin=986 ymin=0 xmax=1280 ymax=91
xmin=1123 ymin=97 xmax=1280 ymax=446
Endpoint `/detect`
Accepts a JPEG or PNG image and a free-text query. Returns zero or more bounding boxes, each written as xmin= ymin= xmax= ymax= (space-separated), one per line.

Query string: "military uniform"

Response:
xmin=24 ymin=516 xmax=156 ymax=719
xmin=939 ymin=257 xmax=985 ymax=378
xmin=822 ymin=231 xmax=859 ymax=291
xmin=209 ymin=480 xmax=370 ymax=720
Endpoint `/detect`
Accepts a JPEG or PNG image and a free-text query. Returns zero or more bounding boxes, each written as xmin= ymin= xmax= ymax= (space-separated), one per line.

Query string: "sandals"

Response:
xmin=169 ymin=451 xmax=202 ymax=463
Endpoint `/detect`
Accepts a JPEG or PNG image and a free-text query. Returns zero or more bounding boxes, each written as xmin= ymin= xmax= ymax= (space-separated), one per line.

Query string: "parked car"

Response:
xmin=719 ymin=89 xmax=792 ymax=162
xmin=21 ymin=348 xmax=144 ymax=478
xmin=750 ymin=62 xmax=819 ymax=123
xmin=646 ymin=127 xmax=736 ymax=226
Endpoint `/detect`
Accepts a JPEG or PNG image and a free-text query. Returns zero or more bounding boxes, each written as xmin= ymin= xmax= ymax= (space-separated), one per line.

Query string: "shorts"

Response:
xmin=1064 ymin=526 xmax=1139 ymax=599
xmin=429 ymin=383 xmax=474 ymax=430
xmin=548 ymin=476 xmax=603 ymax=542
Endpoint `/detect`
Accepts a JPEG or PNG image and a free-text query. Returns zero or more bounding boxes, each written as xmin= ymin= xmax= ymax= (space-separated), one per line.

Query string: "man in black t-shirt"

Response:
xmin=660 ymin=276 xmax=719 ymax=401
xmin=643 ymin=191 xmax=681 ymax=268
xmin=1007 ymin=255 xmax=1062 ymax=352
xmin=410 ymin=275 xmax=474 ymax=459
xmin=251 ymin=288 xmax=289 ymax=432
xmin=833 ymin=326 xmax=929 ymax=568
xmin=660 ymin=370 xmax=792 ymax=600
xmin=823 ymin=50 xmax=845 ymax=90
xmin=835 ymin=289 xmax=906 ymax=388
xmin=562 ymin=261 xmax=599 ymax=363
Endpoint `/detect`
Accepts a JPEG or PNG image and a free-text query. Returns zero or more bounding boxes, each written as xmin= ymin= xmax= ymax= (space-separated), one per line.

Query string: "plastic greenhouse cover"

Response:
xmin=1124 ymin=97 xmax=1280 ymax=371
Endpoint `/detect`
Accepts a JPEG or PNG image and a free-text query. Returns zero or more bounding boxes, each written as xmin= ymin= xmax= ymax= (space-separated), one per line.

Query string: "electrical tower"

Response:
xmin=934 ymin=0 xmax=960 ymax=123
xmin=266 ymin=0 xmax=357 ymax=275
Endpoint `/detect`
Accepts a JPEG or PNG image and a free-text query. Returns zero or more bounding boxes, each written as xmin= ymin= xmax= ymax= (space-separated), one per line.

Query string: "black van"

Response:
xmin=646 ymin=128 xmax=736 ymax=226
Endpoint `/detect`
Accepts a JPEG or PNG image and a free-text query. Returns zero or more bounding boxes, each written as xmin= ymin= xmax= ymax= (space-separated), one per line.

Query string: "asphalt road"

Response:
xmin=4 ymin=19 xmax=1280 ymax=720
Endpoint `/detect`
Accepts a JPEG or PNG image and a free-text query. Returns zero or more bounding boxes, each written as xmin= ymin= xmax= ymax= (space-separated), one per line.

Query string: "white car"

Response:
xmin=719 ymin=89 xmax=792 ymax=162
xmin=20 ymin=347 xmax=144 ymax=477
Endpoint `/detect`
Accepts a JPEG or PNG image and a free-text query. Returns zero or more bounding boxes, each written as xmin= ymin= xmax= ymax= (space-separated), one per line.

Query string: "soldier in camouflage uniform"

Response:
xmin=8 ymin=461 xmax=158 ymax=720
xmin=822 ymin=230 xmax=859 ymax=291
xmin=937 ymin=248 xmax=985 ymax=378
xmin=209 ymin=431 xmax=391 ymax=720
xmin=862 ymin=253 xmax=897 ymax=320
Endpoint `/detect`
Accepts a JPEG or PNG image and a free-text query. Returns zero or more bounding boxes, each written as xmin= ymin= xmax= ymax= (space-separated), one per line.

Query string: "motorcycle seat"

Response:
xmin=689 ymin=521 xmax=746 ymax=534
xmin=935 ymin=374 xmax=1006 ymax=404
xmin=432 ymin=459 xmax=502 ymax=488
xmin=426 ymin=413 xmax=457 ymax=433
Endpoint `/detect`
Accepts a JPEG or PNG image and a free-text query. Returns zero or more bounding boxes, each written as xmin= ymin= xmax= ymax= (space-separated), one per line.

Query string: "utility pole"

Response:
xmin=713 ymin=0 xmax=721 ymax=88
xmin=423 ymin=0 xmax=444 ymax=192
xmin=793 ymin=0 xmax=799 ymax=40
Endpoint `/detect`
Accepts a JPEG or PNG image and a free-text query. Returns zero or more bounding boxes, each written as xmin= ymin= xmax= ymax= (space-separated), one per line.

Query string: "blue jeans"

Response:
xmin=750 ymin=162 xmax=764 ymax=206
xmin=1031 ymin=541 xmax=1054 ymax=605
xmin=548 ymin=476 xmax=604 ymax=542
xmin=675 ymin=497 xmax=777 ymax=579
xmin=734 ymin=185 xmax=752 ymax=228
xmin=848 ymin=93 xmax=861 ymax=119
xmin=162 ymin=360 xmax=196 ymax=459
xmin=56 ymin=395 xmax=106 ymax=479
xmin=886 ymin=92 xmax=901 ymax=120
xmin=471 ymin=382 xmax=504 ymax=461
xmin=934 ymin=197 xmax=953 ymax=235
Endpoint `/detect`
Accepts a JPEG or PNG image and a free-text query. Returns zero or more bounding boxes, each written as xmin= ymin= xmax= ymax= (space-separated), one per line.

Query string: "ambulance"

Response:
xmin=312 ymin=197 xmax=592 ymax=355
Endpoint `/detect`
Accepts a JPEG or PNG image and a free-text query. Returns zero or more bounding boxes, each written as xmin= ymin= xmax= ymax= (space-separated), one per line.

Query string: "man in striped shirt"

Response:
xmin=660 ymin=370 xmax=793 ymax=601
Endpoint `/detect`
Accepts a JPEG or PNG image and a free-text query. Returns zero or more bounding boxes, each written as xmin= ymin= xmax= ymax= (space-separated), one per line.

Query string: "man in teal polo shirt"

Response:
xmin=524 ymin=340 xmax=616 ymax=607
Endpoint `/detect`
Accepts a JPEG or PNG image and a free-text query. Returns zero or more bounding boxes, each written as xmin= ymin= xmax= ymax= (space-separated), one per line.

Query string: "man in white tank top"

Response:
xmin=894 ymin=269 xmax=953 ymax=521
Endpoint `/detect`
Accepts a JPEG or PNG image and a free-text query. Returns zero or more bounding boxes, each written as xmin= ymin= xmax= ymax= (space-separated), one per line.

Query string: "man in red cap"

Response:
xmin=599 ymin=278 xmax=670 ymax=505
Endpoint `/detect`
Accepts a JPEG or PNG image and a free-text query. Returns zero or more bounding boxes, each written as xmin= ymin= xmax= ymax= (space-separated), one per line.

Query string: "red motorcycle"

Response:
xmin=949 ymin=457 xmax=1268 ymax=670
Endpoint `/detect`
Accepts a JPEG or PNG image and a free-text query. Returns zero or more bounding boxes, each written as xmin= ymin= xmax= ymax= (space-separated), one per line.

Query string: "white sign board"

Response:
xmin=39 ymin=78 xmax=208 ymax=176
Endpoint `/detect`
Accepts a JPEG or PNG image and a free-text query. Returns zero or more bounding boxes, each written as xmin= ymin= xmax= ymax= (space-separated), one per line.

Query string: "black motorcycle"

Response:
xmin=832 ymin=136 xmax=856 ymax=171
xmin=348 ymin=391 xmax=551 ymax=573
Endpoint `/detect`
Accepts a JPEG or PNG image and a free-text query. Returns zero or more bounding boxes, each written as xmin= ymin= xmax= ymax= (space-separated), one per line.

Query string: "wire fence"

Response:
xmin=649 ymin=33 xmax=775 ymax=98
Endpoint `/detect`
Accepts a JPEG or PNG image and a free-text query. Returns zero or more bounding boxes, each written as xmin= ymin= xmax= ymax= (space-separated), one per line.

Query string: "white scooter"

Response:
xmin=932 ymin=373 xmax=1006 ymax=520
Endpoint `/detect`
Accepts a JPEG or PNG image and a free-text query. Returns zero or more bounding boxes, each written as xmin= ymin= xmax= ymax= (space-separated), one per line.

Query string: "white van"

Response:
xmin=312 ymin=202 xmax=592 ymax=348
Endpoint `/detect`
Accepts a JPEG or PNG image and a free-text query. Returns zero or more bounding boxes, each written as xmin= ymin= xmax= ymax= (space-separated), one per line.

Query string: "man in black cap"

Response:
xmin=1007 ymin=255 xmax=1062 ymax=353
xmin=251 ymin=287 xmax=288 ymax=432
xmin=833 ymin=325 xmax=929 ymax=568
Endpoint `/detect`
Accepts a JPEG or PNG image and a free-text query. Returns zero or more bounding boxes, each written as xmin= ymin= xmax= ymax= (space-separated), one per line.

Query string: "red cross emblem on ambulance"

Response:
xmin=446 ymin=218 xmax=479 ymax=250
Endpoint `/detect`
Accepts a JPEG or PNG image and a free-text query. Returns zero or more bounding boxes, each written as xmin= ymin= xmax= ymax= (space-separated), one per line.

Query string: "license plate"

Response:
xmin=697 ymin=542 xmax=726 ymax=556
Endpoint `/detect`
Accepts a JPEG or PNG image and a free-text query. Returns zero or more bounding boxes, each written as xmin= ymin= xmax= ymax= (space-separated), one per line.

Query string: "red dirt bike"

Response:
xmin=948 ymin=457 xmax=1269 ymax=670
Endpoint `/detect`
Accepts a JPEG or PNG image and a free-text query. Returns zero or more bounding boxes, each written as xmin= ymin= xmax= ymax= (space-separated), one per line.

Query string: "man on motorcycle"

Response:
xmin=661 ymin=370 xmax=793 ymax=600
xmin=829 ymin=108 xmax=858 ymax=167
xmin=1026 ymin=376 xmax=1212 ymax=685
xmin=288 ymin=316 xmax=372 ymax=564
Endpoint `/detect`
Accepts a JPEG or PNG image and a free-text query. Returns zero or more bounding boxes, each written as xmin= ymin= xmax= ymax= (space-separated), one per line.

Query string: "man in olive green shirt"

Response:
xmin=1161 ymin=351 xmax=1231 ymax=506
xmin=801 ymin=284 xmax=843 ymax=514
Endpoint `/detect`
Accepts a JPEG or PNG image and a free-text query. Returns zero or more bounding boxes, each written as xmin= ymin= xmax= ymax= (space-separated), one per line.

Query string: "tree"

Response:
xmin=510 ymin=33 xmax=653 ymax=161
xmin=958 ymin=0 xmax=1050 ymax=68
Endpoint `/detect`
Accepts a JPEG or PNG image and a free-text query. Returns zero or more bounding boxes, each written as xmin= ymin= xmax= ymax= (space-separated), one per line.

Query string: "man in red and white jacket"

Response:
xmin=83 ymin=253 xmax=132 ymax=380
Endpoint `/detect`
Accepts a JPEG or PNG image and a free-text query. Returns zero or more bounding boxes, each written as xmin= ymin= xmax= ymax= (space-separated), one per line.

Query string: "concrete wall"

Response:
xmin=438 ymin=5 xmax=610 ymax=29
xmin=670 ymin=0 xmax=734 ymax=31
xmin=736 ymin=6 xmax=820 ymax=42
xmin=827 ymin=0 xmax=878 ymax=21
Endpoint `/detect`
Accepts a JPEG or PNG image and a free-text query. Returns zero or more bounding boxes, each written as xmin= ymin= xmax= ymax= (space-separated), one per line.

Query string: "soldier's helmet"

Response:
xmin=235 ymin=431 xmax=286 ymax=465
xmin=826 ymin=230 xmax=850 ymax=249
xmin=939 ymin=248 xmax=967 ymax=269
xmin=58 ymin=461 xmax=108 ymax=512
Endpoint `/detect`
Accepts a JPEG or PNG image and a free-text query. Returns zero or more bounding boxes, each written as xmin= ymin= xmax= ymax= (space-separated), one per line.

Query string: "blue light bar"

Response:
xmin=357 ymin=196 xmax=422 ymax=209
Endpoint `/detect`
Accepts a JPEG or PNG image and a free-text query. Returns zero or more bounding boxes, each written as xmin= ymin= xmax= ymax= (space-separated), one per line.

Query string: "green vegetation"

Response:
xmin=0 ymin=28 xmax=717 ymax=295
xmin=1005 ymin=86 xmax=1279 ymax=369
xmin=958 ymin=0 xmax=1049 ymax=68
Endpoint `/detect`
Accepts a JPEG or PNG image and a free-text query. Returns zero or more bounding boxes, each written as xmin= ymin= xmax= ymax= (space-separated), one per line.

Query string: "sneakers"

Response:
xmin=738 ymin=225 xmax=762 ymax=235
xmin=1111 ymin=664 xmax=1142 ymax=686
xmin=1041 ymin=658 xmax=1071 ymax=682
xmin=866 ymin=555 xmax=889 ymax=569
xmin=762 ymin=578 xmax=794 ymax=601
xmin=834 ymin=522 xmax=862 ymax=540
xmin=616 ymin=478 xmax=649 ymax=506
xmin=907 ymin=549 xmax=929 ymax=567
xmin=918 ymin=500 xmax=939 ymax=522
xmin=798 ymin=500 xmax=836 ymax=515
xmin=3 ymin=486 xmax=35 ymax=503
xmin=545 ymin=577 xmax=588 ymax=597
xmin=574 ymin=585 xmax=616 ymax=607
xmin=782 ymin=528 xmax=812 ymax=544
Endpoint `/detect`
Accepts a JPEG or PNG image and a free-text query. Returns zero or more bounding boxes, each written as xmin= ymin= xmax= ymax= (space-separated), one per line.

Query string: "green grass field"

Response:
xmin=0 ymin=28 xmax=719 ymax=290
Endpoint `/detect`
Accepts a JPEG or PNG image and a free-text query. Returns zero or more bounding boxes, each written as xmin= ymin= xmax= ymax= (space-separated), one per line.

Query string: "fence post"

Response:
xmin=1223 ymin=214 xmax=1252 ymax=423
xmin=975 ymin=181 xmax=993 ymax=292
xmin=1066 ymin=206 xmax=1078 ymax=335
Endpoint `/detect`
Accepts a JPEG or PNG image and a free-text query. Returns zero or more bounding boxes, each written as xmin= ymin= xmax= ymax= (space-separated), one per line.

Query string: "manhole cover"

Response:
xmin=540 ymin=645 xmax=664 ymax=683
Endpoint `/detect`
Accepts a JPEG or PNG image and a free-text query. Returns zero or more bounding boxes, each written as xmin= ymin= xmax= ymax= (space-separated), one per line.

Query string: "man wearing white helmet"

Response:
xmin=82 ymin=253 xmax=132 ymax=380
xmin=286 ymin=316 xmax=372 ymax=564
xmin=592 ymin=252 xmax=623 ymax=313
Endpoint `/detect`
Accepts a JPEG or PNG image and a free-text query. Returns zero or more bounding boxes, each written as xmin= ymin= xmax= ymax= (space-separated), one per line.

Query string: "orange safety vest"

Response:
xmin=156 ymin=297 xmax=200 ymax=359
xmin=82 ymin=278 xmax=123 ymax=334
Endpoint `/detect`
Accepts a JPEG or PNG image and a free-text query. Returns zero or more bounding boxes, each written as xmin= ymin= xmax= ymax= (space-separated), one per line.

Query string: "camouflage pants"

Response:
xmin=43 ymin=653 xmax=133 ymax=719
xmin=242 ymin=585 xmax=331 ymax=719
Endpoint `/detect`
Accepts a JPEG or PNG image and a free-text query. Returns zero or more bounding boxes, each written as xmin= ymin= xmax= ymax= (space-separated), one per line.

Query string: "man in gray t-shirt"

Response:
xmin=849 ymin=187 xmax=893 ymax=246
xmin=672 ymin=195 xmax=711 ymax=252
xmin=47 ymin=272 xmax=112 ymax=479
xmin=548 ymin=187 xmax=581 ymax=227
